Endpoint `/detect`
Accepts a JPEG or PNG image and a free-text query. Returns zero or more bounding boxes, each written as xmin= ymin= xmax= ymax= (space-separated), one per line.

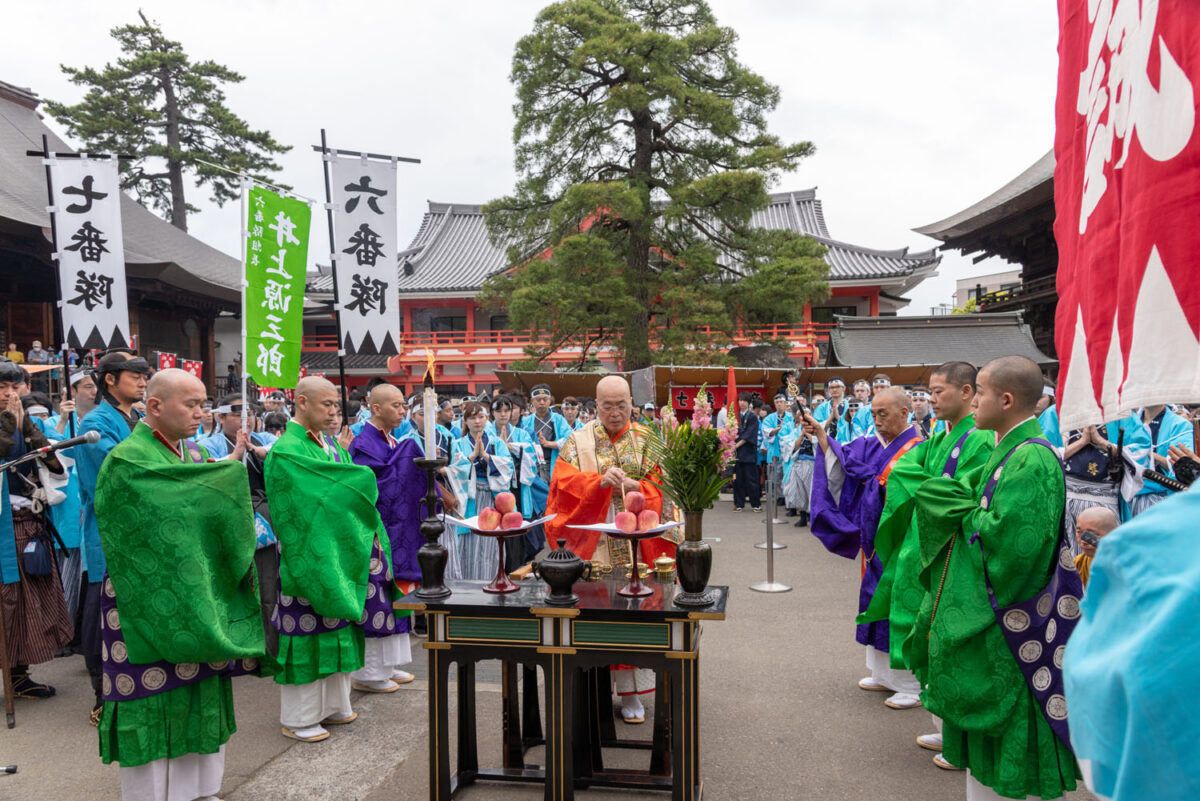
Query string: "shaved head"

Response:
xmin=596 ymin=375 xmax=631 ymax=402
xmin=369 ymin=382 xmax=406 ymax=431
xmin=595 ymin=375 xmax=633 ymax=435
xmin=369 ymin=382 xmax=401 ymax=407
xmin=296 ymin=376 xmax=336 ymax=400
xmin=980 ymin=356 xmax=1043 ymax=412
xmin=876 ymin=386 xmax=909 ymax=412
xmin=295 ymin=376 xmax=340 ymax=434
xmin=870 ymin=386 xmax=910 ymax=441
xmin=146 ymin=368 xmax=204 ymax=402
xmin=145 ymin=368 xmax=207 ymax=441
xmin=1077 ymin=506 xmax=1119 ymax=535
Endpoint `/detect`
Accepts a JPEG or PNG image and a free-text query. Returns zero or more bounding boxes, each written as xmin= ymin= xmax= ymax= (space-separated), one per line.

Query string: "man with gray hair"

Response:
xmin=803 ymin=386 xmax=924 ymax=709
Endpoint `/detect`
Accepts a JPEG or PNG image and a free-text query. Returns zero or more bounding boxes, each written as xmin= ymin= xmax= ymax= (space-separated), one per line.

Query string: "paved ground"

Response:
xmin=1 ymin=499 xmax=1097 ymax=801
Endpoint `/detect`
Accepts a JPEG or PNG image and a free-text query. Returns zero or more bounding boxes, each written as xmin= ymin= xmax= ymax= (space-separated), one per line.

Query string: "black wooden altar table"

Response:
xmin=396 ymin=577 xmax=729 ymax=801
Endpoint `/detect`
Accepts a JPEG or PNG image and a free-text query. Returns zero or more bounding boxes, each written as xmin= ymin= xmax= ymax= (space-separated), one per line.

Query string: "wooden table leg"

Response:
xmin=502 ymin=661 xmax=524 ymax=769
xmin=522 ymin=663 xmax=543 ymax=745
xmin=543 ymin=652 xmax=575 ymax=801
xmin=457 ymin=661 xmax=478 ymax=780
xmin=649 ymin=670 xmax=670 ymax=775
xmin=428 ymin=648 xmax=451 ymax=801
xmin=597 ymin=666 xmax=616 ymax=743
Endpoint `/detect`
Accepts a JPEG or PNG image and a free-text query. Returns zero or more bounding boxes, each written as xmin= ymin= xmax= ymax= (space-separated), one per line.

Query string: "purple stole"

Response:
xmin=811 ymin=426 xmax=921 ymax=651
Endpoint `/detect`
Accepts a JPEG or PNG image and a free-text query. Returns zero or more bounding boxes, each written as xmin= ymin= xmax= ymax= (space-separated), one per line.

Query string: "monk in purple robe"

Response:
xmin=802 ymin=387 xmax=923 ymax=709
xmin=348 ymin=384 xmax=424 ymax=692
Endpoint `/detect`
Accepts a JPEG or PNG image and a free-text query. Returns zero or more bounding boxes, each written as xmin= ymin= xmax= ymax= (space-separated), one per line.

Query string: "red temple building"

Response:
xmin=301 ymin=189 xmax=940 ymax=395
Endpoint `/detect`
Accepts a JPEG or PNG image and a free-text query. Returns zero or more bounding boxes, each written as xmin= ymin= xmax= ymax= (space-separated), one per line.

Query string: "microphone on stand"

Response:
xmin=0 ymin=429 xmax=100 ymax=471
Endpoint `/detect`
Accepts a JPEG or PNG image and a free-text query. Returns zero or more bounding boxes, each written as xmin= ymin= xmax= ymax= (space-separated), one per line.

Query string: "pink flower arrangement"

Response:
xmin=688 ymin=384 xmax=736 ymax=467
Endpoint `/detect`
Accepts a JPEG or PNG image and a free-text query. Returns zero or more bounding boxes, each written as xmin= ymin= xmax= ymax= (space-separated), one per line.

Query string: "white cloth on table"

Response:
xmin=280 ymin=672 xmax=353 ymax=729
xmin=351 ymin=633 xmax=411 ymax=682
xmin=864 ymin=645 xmax=919 ymax=694
xmin=119 ymin=746 xmax=224 ymax=801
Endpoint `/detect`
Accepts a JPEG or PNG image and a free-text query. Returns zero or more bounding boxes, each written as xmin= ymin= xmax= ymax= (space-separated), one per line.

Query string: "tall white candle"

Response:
xmin=424 ymin=383 xmax=438 ymax=457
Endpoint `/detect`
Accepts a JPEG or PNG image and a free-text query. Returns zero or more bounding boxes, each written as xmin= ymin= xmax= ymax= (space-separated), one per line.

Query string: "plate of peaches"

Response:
xmin=443 ymin=490 xmax=556 ymax=537
xmin=568 ymin=490 xmax=682 ymax=540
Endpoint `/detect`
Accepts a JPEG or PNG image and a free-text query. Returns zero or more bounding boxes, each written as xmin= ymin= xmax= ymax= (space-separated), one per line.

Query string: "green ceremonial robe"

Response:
xmin=264 ymin=421 xmax=381 ymax=685
xmin=859 ymin=415 xmax=994 ymax=677
xmin=96 ymin=424 xmax=263 ymax=767
xmin=914 ymin=418 xmax=1078 ymax=799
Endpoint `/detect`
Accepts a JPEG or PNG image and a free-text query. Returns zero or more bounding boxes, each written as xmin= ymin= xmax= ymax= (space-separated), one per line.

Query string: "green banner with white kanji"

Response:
xmin=244 ymin=185 xmax=311 ymax=388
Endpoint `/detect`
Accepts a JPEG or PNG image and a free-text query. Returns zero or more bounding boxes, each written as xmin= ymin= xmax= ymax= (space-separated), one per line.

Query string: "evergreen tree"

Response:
xmin=45 ymin=12 xmax=289 ymax=232
xmin=482 ymin=0 xmax=829 ymax=370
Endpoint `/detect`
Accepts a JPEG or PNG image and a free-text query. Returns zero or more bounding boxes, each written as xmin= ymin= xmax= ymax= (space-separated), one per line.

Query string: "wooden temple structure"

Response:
xmin=915 ymin=150 xmax=1058 ymax=358
xmin=302 ymin=190 xmax=942 ymax=395
xmin=0 ymin=80 xmax=241 ymax=392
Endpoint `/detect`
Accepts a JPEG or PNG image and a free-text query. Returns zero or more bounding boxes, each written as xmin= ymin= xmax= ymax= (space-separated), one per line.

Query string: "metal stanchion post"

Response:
xmin=751 ymin=461 xmax=792 ymax=593
xmin=756 ymin=460 xmax=786 ymax=550
xmin=769 ymin=458 xmax=788 ymax=524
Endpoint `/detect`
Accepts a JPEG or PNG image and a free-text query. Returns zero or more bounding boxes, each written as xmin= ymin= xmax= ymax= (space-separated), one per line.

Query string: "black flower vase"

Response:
xmin=673 ymin=510 xmax=714 ymax=607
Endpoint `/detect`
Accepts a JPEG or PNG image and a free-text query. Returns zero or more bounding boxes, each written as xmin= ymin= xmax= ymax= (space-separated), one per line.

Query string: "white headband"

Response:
xmin=25 ymin=405 xmax=49 ymax=416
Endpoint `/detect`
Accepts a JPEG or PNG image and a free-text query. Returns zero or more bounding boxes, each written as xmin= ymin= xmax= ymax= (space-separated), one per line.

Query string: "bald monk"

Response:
xmin=544 ymin=375 xmax=681 ymax=723
xmin=803 ymin=386 xmax=924 ymax=709
xmin=347 ymin=383 xmax=423 ymax=691
xmin=1072 ymin=506 xmax=1118 ymax=587
xmin=264 ymin=377 xmax=383 ymax=743
xmin=915 ymin=356 xmax=1080 ymax=799
xmin=95 ymin=369 xmax=263 ymax=801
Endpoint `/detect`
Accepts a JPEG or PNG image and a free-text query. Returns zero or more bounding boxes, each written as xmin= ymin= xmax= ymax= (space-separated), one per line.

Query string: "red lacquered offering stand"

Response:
xmin=444 ymin=514 xmax=556 ymax=593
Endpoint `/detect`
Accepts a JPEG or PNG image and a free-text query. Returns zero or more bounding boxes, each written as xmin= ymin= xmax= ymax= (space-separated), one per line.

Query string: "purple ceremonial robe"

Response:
xmin=349 ymin=424 xmax=426 ymax=582
xmin=811 ymin=426 xmax=920 ymax=651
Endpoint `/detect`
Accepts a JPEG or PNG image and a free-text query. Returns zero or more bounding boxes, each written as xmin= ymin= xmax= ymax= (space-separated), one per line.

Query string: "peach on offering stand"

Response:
xmin=477 ymin=507 xmax=501 ymax=531
xmin=494 ymin=491 xmax=517 ymax=514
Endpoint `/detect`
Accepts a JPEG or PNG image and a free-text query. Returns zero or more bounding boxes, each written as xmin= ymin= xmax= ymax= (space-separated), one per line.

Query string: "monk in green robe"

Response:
xmin=264 ymin=376 xmax=382 ymax=743
xmin=859 ymin=361 xmax=994 ymax=768
xmin=96 ymin=368 xmax=263 ymax=801
xmin=915 ymin=356 xmax=1079 ymax=800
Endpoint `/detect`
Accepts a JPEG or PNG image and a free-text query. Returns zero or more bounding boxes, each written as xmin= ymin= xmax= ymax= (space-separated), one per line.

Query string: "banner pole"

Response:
xmin=240 ymin=177 xmax=249 ymax=437
xmin=319 ymin=128 xmax=350 ymax=426
xmin=39 ymin=134 xmax=75 ymax=438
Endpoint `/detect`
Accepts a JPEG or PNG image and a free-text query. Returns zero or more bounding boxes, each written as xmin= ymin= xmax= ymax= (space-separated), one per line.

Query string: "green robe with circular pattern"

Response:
xmin=858 ymin=414 xmax=994 ymax=677
xmin=914 ymin=418 xmax=1079 ymax=799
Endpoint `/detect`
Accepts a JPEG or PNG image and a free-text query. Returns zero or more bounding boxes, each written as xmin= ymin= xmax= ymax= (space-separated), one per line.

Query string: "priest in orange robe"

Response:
xmin=545 ymin=374 xmax=681 ymax=724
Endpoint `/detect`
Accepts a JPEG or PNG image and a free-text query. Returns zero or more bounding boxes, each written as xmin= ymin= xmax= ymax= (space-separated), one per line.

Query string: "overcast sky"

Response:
xmin=3 ymin=0 xmax=1059 ymax=316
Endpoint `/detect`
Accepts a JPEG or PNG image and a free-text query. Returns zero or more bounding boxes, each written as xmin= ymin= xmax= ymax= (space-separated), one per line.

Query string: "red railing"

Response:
xmin=303 ymin=323 xmax=832 ymax=351
xmin=302 ymin=323 xmax=833 ymax=365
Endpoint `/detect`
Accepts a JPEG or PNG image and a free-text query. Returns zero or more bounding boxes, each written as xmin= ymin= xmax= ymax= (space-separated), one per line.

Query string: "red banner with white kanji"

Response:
xmin=1054 ymin=0 xmax=1200 ymax=429
xmin=157 ymin=352 xmax=177 ymax=371
xmin=670 ymin=385 xmax=766 ymax=412
xmin=182 ymin=359 xmax=203 ymax=379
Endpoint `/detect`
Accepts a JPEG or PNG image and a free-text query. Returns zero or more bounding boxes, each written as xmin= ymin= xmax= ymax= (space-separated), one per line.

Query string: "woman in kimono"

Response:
xmin=490 ymin=398 xmax=542 ymax=564
xmin=450 ymin=401 xmax=535 ymax=580
xmin=782 ymin=402 xmax=816 ymax=527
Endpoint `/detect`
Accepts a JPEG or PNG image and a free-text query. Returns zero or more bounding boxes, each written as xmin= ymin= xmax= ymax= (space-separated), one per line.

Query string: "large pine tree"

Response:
xmin=46 ymin=12 xmax=289 ymax=232
xmin=482 ymin=0 xmax=829 ymax=370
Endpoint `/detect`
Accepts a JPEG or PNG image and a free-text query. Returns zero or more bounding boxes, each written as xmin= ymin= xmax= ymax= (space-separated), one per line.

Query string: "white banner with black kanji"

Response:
xmin=49 ymin=157 xmax=130 ymax=349
xmin=330 ymin=155 xmax=399 ymax=355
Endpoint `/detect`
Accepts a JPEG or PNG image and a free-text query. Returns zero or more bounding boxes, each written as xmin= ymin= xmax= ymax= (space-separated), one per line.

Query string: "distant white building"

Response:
xmin=956 ymin=269 xmax=1022 ymax=309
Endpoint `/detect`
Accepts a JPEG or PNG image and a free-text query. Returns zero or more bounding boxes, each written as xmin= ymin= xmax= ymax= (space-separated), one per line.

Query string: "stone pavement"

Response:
xmin=0 ymin=500 xmax=1097 ymax=801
